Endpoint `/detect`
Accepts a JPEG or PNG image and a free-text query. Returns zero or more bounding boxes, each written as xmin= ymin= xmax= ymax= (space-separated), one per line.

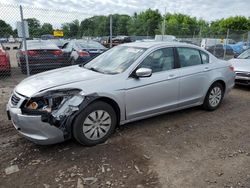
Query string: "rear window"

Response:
xmin=237 ymin=49 xmax=250 ymax=59
xmin=200 ymin=51 xmax=209 ymax=64
xmin=177 ymin=47 xmax=202 ymax=67
xmin=76 ymin=41 xmax=105 ymax=49
xmin=24 ymin=40 xmax=59 ymax=50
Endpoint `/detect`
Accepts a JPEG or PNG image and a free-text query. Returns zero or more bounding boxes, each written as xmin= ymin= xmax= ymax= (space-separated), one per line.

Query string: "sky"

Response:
xmin=1 ymin=0 xmax=250 ymax=28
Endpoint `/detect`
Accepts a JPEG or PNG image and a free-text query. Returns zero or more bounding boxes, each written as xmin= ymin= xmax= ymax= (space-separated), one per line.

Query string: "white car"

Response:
xmin=229 ymin=49 xmax=250 ymax=86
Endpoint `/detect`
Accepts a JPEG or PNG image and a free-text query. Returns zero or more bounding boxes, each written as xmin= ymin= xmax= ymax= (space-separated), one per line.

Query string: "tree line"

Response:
xmin=0 ymin=9 xmax=250 ymax=38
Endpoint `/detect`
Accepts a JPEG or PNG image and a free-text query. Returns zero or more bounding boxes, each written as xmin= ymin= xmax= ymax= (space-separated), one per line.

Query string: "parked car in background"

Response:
xmin=49 ymin=39 xmax=69 ymax=49
xmin=228 ymin=41 xmax=250 ymax=57
xmin=62 ymin=40 xmax=107 ymax=65
xmin=207 ymin=44 xmax=234 ymax=58
xmin=155 ymin=35 xmax=177 ymax=42
xmin=16 ymin=40 xmax=70 ymax=74
xmin=41 ymin=34 xmax=55 ymax=40
xmin=229 ymin=48 xmax=250 ymax=86
xmin=102 ymin=36 xmax=132 ymax=48
xmin=8 ymin=35 xmax=15 ymax=43
xmin=0 ymin=37 xmax=8 ymax=43
xmin=0 ymin=43 xmax=11 ymax=76
xmin=201 ymin=38 xmax=235 ymax=49
xmin=7 ymin=42 xmax=235 ymax=145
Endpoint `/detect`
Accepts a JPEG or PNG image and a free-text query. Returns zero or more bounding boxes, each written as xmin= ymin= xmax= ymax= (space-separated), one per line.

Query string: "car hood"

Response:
xmin=15 ymin=65 xmax=106 ymax=97
xmin=229 ymin=59 xmax=250 ymax=72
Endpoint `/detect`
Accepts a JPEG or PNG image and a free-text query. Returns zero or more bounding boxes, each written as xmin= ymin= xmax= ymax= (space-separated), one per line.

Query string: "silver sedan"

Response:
xmin=7 ymin=42 xmax=235 ymax=146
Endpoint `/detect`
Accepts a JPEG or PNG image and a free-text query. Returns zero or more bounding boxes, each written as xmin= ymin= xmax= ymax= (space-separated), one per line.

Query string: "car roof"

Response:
xmin=120 ymin=41 xmax=197 ymax=49
xmin=24 ymin=40 xmax=59 ymax=50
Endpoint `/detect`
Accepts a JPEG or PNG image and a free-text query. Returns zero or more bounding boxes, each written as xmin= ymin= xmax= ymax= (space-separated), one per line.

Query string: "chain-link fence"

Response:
xmin=0 ymin=3 xmax=250 ymax=82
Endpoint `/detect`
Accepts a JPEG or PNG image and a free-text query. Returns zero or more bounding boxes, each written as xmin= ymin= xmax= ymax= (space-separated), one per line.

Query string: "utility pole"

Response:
xmin=109 ymin=15 xmax=113 ymax=48
xmin=20 ymin=5 xmax=30 ymax=76
xmin=161 ymin=7 xmax=166 ymax=41
xmin=223 ymin=29 xmax=229 ymax=60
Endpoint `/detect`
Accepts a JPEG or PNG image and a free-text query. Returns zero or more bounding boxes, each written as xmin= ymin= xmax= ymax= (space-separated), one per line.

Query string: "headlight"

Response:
xmin=24 ymin=88 xmax=83 ymax=112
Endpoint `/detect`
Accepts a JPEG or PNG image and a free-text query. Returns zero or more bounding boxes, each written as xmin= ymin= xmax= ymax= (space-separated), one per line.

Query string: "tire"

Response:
xmin=70 ymin=58 xmax=75 ymax=65
xmin=6 ymin=70 xmax=11 ymax=76
xmin=203 ymin=82 xmax=224 ymax=111
xmin=21 ymin=67 xmax=27 ymax=74
xmin=73 ymin=101 xmax=117 ymax=146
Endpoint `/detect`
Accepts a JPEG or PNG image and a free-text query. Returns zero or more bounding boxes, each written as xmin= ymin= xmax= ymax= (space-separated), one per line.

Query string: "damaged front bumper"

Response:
xmin=7 ymin=106 xmax=65 ymax=145
xmin=6 ymin=90 xmax=87 ymax=145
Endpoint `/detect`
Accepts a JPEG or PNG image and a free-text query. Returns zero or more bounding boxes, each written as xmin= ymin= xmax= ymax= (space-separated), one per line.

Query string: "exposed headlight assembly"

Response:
xmin=24 ymin=88 xmax=84 ymax=113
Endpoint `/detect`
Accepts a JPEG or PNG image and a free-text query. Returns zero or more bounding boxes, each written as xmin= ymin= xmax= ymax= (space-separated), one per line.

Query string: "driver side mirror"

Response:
xmin=135 ymin=68 xmax=152 ymax=78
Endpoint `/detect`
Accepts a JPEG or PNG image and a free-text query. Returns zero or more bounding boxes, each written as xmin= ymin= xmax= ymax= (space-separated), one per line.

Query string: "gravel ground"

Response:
xmin=0 ymin=72 xmax=250 ymax=188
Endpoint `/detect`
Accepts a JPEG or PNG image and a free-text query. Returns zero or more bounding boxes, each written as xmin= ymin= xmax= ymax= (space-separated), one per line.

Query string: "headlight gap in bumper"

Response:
xmin=7 ymin=90 xmax=99 ymax=145
xmin=6 ymin=89 xmax=82 ymax=145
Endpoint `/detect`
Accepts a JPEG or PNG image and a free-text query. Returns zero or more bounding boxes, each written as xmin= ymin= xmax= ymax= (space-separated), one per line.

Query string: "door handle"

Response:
xmin=168 ymin=74 xmax=177 ymax=79
xmin=204 ymin=67 xmax=210 ymax=71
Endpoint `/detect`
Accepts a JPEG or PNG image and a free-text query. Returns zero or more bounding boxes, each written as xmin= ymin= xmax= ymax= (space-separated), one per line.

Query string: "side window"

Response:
xmin=139 ymin=48 xmax=174 ymax=73
xmin=177 ymin=48 xmax=202 ymax=67
xmin=200 ymin=51 xmax=209 ymax=64
xmin=66 ymin=43 xmax=73 ymax=51
xmin=62 ymin=43 xmax=68 ymax=49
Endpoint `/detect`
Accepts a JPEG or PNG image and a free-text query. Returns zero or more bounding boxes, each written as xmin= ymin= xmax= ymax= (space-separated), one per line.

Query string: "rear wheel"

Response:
xmin=203 ymin=82 xmax=224 ymax=111
xmin=73 ymin=101 xmax=117 ymax=146
xmin=70 ymin=58 xmax=75 ymax=65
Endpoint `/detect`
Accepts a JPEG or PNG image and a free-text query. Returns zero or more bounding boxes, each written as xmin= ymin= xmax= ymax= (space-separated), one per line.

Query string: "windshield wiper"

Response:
xmin=83 ymin=66 xmax=119 ymax=75
xmin=85 ymin=67 xmax=104 ymax=74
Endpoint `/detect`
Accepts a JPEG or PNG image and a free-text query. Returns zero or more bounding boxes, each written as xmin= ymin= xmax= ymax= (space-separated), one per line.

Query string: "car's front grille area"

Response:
xmin=236 ymin=72 xmax=250 ymax=77
xmin=11 ymin=93 xmax=21 ymax=106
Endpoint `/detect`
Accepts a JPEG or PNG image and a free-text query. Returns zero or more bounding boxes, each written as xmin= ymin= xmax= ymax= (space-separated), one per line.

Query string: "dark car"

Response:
xmin=17 ymin=40 xmax=70 ymax=74
xmin=62 ymin=40 xmax=107 ymax=65
xmin=102 ymin=36 xmax=132 ymax=48
xmin=207 ymin=44 xmax=234 ymax=58
xmin=0 ymin=43 xmax=11 ymax=76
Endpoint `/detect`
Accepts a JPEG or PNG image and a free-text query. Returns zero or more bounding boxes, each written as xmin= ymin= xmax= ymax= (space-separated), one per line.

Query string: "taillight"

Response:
xmin=229 ymin=65 xmax=234 ymax=72
xmin=21 ymin=50 xmax=38 ymax=56
xmin=52 ymin=50 xmax=62 ymax=56
xmin=0 ymin=54 xmax=8 ymax=65
xmin=78 ymin=51 xmax=90 ymax=57
xmin=28 ymin=50 xmax=38 ymax=56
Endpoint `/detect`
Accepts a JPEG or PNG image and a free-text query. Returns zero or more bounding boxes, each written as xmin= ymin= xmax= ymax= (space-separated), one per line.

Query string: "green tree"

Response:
xmin=128 ymin=9 xmax=162 ymax=36
xmin=0 ymin=20 xmax=13 ymax=37
xmin=25 ymin=18 xmax=41 ymax=38
xmin=79 ymin=16 xmax=109 ymax=37
xmin=62 ymin=20 xmax=80 ymax=38
xmin=61 ymin=23 xmax=70 ymax=38
xmin=41 ymin=23 xmax=53 ymax=35
xmin=159 ymin=13 xmax=201 ymax=37
xmin=210 ymin=16 xmax=250 ymax=35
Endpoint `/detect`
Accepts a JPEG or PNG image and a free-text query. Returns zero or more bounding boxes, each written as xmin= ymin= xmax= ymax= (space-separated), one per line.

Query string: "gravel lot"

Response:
xmin=0 ymin=70 xmax=250 ymax=188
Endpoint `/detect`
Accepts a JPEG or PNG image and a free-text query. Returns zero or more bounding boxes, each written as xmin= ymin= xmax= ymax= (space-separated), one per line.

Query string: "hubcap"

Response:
xmin=82 ymin=110 xmax=111 ymax=140
xmin=209 ymin=86 xmax=222 ymax=107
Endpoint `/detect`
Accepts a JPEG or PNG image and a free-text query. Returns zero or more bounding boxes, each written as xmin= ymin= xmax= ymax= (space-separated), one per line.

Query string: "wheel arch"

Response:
xmin=89 ymin=96 xmax=121 ymax=126
xmin=210 ymin=79 xmax=226 ymax=93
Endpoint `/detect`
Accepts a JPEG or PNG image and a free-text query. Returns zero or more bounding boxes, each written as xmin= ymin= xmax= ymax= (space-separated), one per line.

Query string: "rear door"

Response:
xmin=176 ymin=47 xmax=211 ymax=107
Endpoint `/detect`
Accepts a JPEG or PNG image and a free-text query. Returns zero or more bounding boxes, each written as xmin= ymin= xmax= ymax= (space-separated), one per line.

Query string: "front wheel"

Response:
xmin=203 ymin=82 xmax=224 ymax=111
xmin=73 ymin=101 xmax=117 ymax=146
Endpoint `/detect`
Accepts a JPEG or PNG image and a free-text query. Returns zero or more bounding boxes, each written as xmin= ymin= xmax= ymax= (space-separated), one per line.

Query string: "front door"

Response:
xmin=125 ymin=47 xmax=179 ymax=120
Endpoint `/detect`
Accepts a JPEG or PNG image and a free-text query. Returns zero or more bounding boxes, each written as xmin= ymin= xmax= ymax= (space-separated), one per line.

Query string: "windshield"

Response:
xmin=76 ymin=41 xmax=105 ymax=49
xmin=237 ymin=49 xmax=250 ymax=59
xmin=84 ymin=46 xmax=146 ymax=74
